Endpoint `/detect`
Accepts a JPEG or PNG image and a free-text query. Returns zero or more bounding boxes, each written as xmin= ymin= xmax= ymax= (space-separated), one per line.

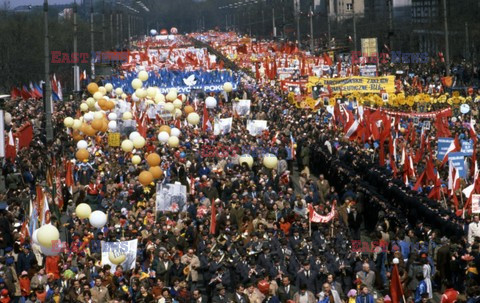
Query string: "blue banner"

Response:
xmin=437 ymin=137 xmax=453 ymax=161
xmin=449 ymin=152 xmax=466 ymax=178
xmin=461 ymin=140 xmax=474 ymax=156
xmin=107 ymin=70 xmax=240 ymax=95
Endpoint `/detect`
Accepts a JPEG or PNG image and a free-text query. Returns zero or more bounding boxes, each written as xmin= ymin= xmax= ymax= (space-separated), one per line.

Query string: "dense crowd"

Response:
xmin=1 ymin=32 xmax=480 ymax=303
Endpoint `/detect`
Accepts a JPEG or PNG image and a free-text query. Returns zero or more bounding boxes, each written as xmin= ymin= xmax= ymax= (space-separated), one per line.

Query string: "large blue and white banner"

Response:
xmin=108 ymin=70 xmax=239 ymax=95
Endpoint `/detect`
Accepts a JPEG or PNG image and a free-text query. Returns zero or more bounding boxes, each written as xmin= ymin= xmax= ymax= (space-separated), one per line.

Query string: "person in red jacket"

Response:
xmin=19 ymin=271 xmax=31 ymax=298
xmin=441 ymin=280 xmax=458 ymax=303
xmin=45 ymin=256 xmax=61 ymax=280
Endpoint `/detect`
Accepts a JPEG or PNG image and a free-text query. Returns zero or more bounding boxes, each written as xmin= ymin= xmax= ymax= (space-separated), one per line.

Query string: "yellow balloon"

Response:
xmin=166 ymin=90 xmax=177 ymax=101
xmin=37 ymin=224 xmax=60 ymax=248
xmin=115 ymin=88 xmax=123 ymax=96
xmin=239 ymin=154 xmax=254 ymax=168
xmin=263 ymin=154 xmax=278 ymax=169
xmin=86 ymin=97 xmax=95 ymax=107
xmin=72 ymin=119 xmax=82 ymax=130
xmin=98 ymin=86 xmax=107 ymax=95
xmin=93 ymin=91 xmax=104 ymax=100
xmin=164 ymin=103 xmax=175 ymax=113
xmin=173 ymin=99 xmax=183 ymax=108
xmin=146 ymin=87 xmax=157 ymax=98
xmin=123 ymin=112 xmax=133 ymax=120
xmin=167 ymin=136 xmax=179 ymax=147
xmin=121 ymin=139 xmax=134 ymax=152
xmin=187 ymin=113 xmax=200 ymax=125
xmin=131 ymin=78 xmax=142 ymax=90
xmin=133 ymin=136 xmax=146 ymax=149
xmin=138 ymin=70 xmax=149 ymax=82
xmin=135 ymin=88 xmax=148 ymax=99
xmin=223 ymin=82 xmax=233 ymax=92
xmin=131 ymin=155 xmax=141 ymax=165
xmin=64 ymin=117 xmax=74 ymax=127
xmin=154 ymin=93 xmax=165 ymax=104
xmin=75 ymin=203 xmax=92 ymax=219
xmin=105 ymin=83 xmax=113 ymax=92
xmin=80 ymin=103 xmax=89 ymax=112
xmin=109 ymin=251 xmax=127 ymax=265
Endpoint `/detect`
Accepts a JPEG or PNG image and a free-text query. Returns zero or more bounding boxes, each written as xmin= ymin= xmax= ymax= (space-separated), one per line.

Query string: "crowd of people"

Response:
xmin=0 ymin=31 xmax=480 ymax=303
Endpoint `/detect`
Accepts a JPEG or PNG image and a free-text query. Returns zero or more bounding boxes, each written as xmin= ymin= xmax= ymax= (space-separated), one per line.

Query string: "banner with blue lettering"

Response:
xmin=449 ymin=152 xmax=466 ymax=178
xmin=437 ymin=138 xmax=453 ymax=161
xmin=461 ymin=140 xmax=474 ymax=157
xmin=107 ymin=70 xmax=239 ymax=95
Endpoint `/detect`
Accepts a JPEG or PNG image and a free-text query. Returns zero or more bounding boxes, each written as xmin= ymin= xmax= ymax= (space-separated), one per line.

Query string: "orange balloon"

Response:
xmin=106 ymin=100 xmax=115 ymax=110
xmin=80 ymin=123 xmax=88 ymax=134
xmin=100 ymin=119 xmax=108 ymax=132
xmin=184 ymin=105 xmax=194 ymax=115
xmin=84 ymin=125 xmax=97 ymax=136
xmin=98 ymin=98 xmax=107 ymax=108
xmin=91 ymin=119 xmax=103 ymax=131
xmin=149 ymin=166 xmax=163 ymax=179
xmin=159 ymin=125 xmax=171 ymax=135
xmin=72 ymin=131 xmax=84 ymax=141
xmin=138 ymin=171 xmax=154 ymax=186
xmin=146 ymin=153 xmax=161 ymax=167
xmin=76 ymin=149 xmax=89 ymax=161
xmin=87 ymin=83 xmax=99 ymax=94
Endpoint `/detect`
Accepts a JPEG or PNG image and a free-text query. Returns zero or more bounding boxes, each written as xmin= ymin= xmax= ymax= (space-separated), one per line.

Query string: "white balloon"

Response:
xmin=158 ymin=131 xmax=170 ymax=143
xmin=84 ymin=112 xmax=94 ymax=122
xmin=4 ymin=112 xmax=12 ymax=125
xmin=89 ymin=210 xmax=107 ymax=228
xmin=132 ymin=93 xmax=140 ymax=102
xmin=171 ymin=128 xmax=181 ymax=137
xmin=94 ymin=102 xmax=101 ymax=111
xmin=108 ymin=113 xmax=117 ymax=121
xmin=108 ymin=121 xmax=117 ymax=130
xmin=205 ymin=96 xmax=217 ymax=108
xmin=129 ymin=131 xmax=141 ymax=141
xmin=32 ymin=229 xmax=39 ymax=245
xmin=77 ymin=140 xmax=88 ymax=150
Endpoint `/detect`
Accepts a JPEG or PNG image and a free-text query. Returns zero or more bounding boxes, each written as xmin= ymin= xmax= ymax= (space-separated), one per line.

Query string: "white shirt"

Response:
xmin=468 ymin=221 xmax=480 ymax=244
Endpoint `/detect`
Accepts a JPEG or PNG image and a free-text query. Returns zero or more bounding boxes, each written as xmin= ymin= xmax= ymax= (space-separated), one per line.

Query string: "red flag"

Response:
xmin=323 ymin=53 xmax=333 ymax=66
xmin=17 ymin=122 xmax=33 ymax=150
xmin=5 ymin=130 xmax=16 ymax=161
xmin=55 ymin=168 xmax=64 ymax=209
xmin=20 ymin=86 xmax=31 ymax=100
xmin=65 ymin=160 xmax=74 ymax=188
xmin=202 ymin=105 xmax=210 ymax=132
xmin=441 ymin=134 xmax=461 ymax=167
xmin=390 ymin=264 xmax=404 ymax=303
xmin=10 ymin=86 xmax=21 ymax=100
xmin=210 ymin=201 xmax=216 ymax=234
xmin=136 ymin=112 xmax=147 ymax=138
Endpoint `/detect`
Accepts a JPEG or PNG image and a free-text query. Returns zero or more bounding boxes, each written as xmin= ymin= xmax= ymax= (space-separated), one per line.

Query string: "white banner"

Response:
xmin=473 ymin=194 xmax=480 ymax=214
xmin=246 ymin=120 xmax=268 ymax=136
xmin=155 ymin=182 xmax=187 ymax=212
xmin=214 ymin=117 xmax=233 ymax=136
xmin=101 ymin=239 xmax=138 ymax=273
xmin=308 ymin=204 xmax=336 ymax=223
xmin=233 ymin=99 xmax=251 ymax=116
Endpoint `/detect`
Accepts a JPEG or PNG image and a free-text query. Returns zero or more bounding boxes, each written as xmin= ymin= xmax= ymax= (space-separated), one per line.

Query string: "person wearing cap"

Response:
xmin=295 ymin=260 xmax=318 ymax=295
xmin=16 ymin=245 xmax=35 ymax=275
xmin=212 ymin=284 xmax=228 ymax=303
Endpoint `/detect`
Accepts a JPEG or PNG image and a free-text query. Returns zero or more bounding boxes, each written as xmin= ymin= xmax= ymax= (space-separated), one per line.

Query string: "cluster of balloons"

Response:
xmin=76 ymin=203 xmax=108 ymax=228
xmin=238 ymin=153 xmax=278 ymax=170
xmin=137 ymin=152 xmax=164 ymax=186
